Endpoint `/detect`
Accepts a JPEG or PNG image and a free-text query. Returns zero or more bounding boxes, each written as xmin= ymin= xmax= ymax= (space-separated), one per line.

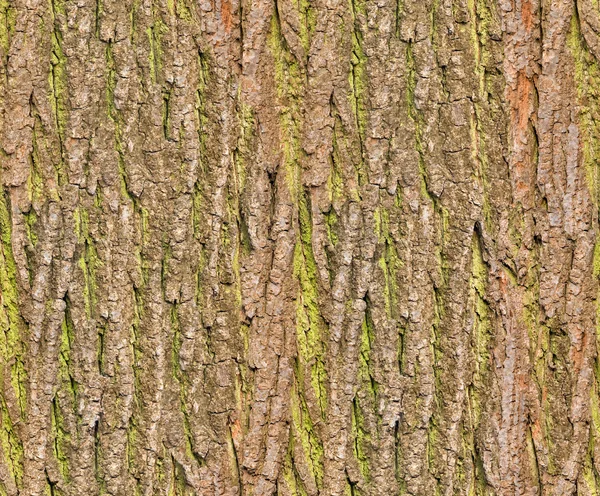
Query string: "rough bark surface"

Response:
xmin=0 ymin=0 xmax=600 ymax=494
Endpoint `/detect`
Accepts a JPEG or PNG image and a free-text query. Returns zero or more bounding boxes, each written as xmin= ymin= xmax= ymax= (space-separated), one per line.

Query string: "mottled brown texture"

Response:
xmin=0 ymin=0 xmax=600 ymax=494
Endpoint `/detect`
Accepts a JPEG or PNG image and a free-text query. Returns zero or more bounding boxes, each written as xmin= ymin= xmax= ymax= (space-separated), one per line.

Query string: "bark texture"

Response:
xmin=0 ymin=0 xmax=600 ymax=494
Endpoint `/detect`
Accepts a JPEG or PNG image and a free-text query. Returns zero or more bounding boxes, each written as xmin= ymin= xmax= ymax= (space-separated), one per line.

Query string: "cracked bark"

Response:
xmin=0 ymin=0 xmax=600 ymax=494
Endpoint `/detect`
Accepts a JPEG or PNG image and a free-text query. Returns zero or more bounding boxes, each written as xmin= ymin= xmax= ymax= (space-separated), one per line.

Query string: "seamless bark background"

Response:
xmin=1 ymin=0 xmax=600 ymax=494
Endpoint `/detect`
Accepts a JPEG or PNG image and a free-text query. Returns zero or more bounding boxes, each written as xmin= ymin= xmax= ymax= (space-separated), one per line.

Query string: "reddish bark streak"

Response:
xmin=515 ymin=71 xmax=533 ymax=132
xmin=221 ymin=0 xmax=233 ymax=33
xmin=521 ymin=0 xmax=534 ymax=32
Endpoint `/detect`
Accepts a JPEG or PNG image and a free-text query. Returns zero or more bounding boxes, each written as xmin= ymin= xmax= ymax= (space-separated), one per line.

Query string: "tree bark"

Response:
xmin=0 ymin=0 xmax=599 ymax=494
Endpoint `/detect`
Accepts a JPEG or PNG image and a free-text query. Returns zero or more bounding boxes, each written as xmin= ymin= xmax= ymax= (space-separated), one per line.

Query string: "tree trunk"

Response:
xmin=0 ymin=0 xmax=599 ymax=494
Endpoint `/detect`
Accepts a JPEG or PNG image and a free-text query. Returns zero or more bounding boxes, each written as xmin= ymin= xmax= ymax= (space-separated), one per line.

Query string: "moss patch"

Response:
xmin=293 ymin=191 xmax=328 ymax=416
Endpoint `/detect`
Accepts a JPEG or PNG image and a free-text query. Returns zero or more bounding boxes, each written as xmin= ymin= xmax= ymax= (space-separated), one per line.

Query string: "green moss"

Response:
xmin=374 ymin=206 xmax=402 ymax=318
xmin=59 ymin=306 xmax=76 ymax=399
xmin=405 ymin=42 xmax=417 ymax=114
xmin=156 ymin=451 xmax=166 ymax=483
xmin=268 ymin=13 xmax=304 ymax=198
xmin=74 ymin=208 xmax=102 ymax=318
xmin=290 ymin=378 xmax=324 ymax=489
xmin=170 ymin=305 xmax=182 ymax=380
xmin=571 ymin=34 xmax=600 ymax=458
xmin=466 ymin=232 xmax=494 ymax=469
xmin=568 ymin=13 xmax=600 ymax=201
xmin=472 ymin=0 xmax=496 ymax=68
xmin=281 ymin=447 xmax=309 ymax=496
xmin=24 ymin=209 xmax=38 ymax=249
xmin=519 ymin=234 xmax=544 ymax=398
xmin=325 ymin=208 xmax=339 ymax=247
xmin=0 ymin=0 xmax=16 ymax=65
xmin=351 ymin=308 xmax=378 ymax=485
xmin=406 ymin=42 xmax=434 ymax=204
xmin=51 ymin=396 xmax=69 ymax=482
xmin=169 ymin=306 xmax=204 ymax=468
xmin=298 ymin=0 xmax=316 ymax=55
xmin=524 ymin=277 xmax=542 ymax=355
xmin=137 ymin=206 xmax=149 ymax=246
xmin=228 ymin=212 xmax=245 ymax=310
xmin=50 ymin=0 xmax=66 ymax=24
xmin=425 ymin=417 xmax=440 ymax=492
xmin=470 ymin=232 xmax=491 ymax=387
xmin=467 ymin=0 xmax=495 ymax=230
xmin=234 ymin=102 xmax=254 ymax=195
xmin=147 ymin=18 xmax=168 ymax=83
xmin=0 ymin=397 xmax=23 ymax=489
xmin=128 ymin=0 xmax=138 ymax=43
xmin=540 ymin=395 xmax=556 ymax=474
xmin=182 ymin=412 xmax=202 ymax=466
xmin=348 ymin=0 xmax=367 ymax=156
xmin=104 ymin=42 xmax=136 ymax=201
xmin=77 ymin=250 xmax=95 ymax=316
xmin=594 ymin=242 xmax=600 ymax=279
xmin=160 ymin=241 xmax=172 ymax=298
xmin=466 ymin=0 xmax=482 ymax=88
xmin=328 ymin=131 xmax=345 ymax=204
xmin=28 ymin=131 xmax=45 ymax=204
xmin=358 ymin=309 xmax=376 ymax=395
xmin=583 ymin=382 xmax=600 ymax=493
xmin=351 ymin=396 xmax=370 ymax=484
xmin=526 ymin=425 xmax=541 ymax=492
xmin=226 ymin=424 xmax=242 ymax=490
xmin=176 ymin=0 xmax=194 ymax=21
xmin=93 ymin=0 xmax=102 ymax=38
xmin=393 ymin=0 xmax=403 ymax=38
xmin=377 ymin=253 xmax=396 ymax=320
xmin=125 ymin=315 xmax=143 ymax=482
xmin=48 ymin=0 xmax=68 ymax=171
xmin=0 ymin=195 xmax=27 ymax=419
xmin=346 ymin=0 xmax=368 ymax=187
xmin=293 ymin=192 xmax=328 ymax=416
xmin=270 ymin=9 xmax=329 ymax=416
xmin=431 ymin=236 xmax=489 ymax=492
xmin=590 ymin=383 xmax=600 ymax=454
xmin=593 ymin=379 xmax=600 ymax=436
xmin=125 ymin=414 xmax=137 ymax=471
xmin=582 ymin=450 xmax=600 ymax=495
xmin=195 ymin=51 xmax=210 ymax=166
xmin=93 ymin=420 xmax=105 ymax=494
xmin=191 ymin=180 xmax=204 ymax=242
